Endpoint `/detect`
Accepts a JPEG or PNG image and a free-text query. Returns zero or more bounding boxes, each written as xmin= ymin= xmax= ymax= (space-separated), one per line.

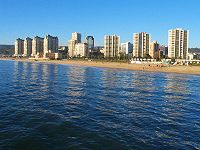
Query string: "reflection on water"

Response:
xmin=0 ymin=60 xmax=200 ymax=150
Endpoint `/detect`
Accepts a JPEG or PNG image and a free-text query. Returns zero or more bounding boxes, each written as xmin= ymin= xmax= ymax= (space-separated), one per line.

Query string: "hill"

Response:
xmin=0 ymin=45 xmax=14 ymax=56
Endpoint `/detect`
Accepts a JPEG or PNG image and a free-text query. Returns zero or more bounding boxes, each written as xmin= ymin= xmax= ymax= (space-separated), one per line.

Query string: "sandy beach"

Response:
xmin=0 ymin=58 xmax=200 ymax=75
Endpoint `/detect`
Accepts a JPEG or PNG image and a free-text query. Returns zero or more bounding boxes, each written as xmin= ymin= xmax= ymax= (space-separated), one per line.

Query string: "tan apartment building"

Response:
xmin=133 ymin=32 xmax=150 ymax=58
xmin=150 ymin=41 xmax=159 ymax=59
xmin=23 ymin=37 xmax=32 ymax=57
xmin=14 ymin=38 xmax=24 ymax=57
xmin=31 ymin=36 xmax=44 ymax=57
xmin=104 ymin=35 xmax=120 ymax=58
xmin=168 ymin=28 xmax=189 ymax=59
xmin=44 ymin=35 xmax=59 ymax=58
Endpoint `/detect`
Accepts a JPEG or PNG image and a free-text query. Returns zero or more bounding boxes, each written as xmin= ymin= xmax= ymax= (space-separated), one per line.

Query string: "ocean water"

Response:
xmin=0 ymin=60 xmax=200 ymax=150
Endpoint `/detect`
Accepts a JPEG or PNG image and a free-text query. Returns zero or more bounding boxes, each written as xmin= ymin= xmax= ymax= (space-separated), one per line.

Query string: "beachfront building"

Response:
xmin=150 ymin=41 xmax=159 ymax=59
xmin=43 ymin=35 xmax=59 ymax=58
xmin=133 ymin=32 xmax=150 ymax=58
xmin=85 ymin=36 xmax=95 ymax=58
xmin=104 ymin=35 xmax=120 ymax=58
xmin=31 ymin=36 xmax=44 ymax=57
xmin=68 ymin=32 xmax=82 ymax=58
xmin=23 ymin=37 xmax=32 ymax=57
xmin=168 ymin=28 xmax=189 ymax=59
xmin=74 ymin=43 xmax=88 ymax=57
xmin=85 ymin=36 xmax=94 ymax=50
xmin=68 ymin=40 xmax=76 ymax=58
xmin=14 ymin=38 xmax=24 ymax=57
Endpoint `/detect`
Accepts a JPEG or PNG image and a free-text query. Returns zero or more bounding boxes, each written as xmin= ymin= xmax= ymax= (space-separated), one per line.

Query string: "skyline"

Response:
xmin=0 ymin=0 xmax=200 ymax=47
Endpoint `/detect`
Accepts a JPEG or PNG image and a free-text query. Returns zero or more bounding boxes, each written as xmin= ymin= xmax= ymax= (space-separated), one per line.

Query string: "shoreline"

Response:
xmin=0 ymin=58 xmax=200 ymax=75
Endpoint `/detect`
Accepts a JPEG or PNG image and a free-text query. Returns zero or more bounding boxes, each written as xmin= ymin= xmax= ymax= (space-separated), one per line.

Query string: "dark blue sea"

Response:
xmin=0 ymin=60 xmax=200 ymax=150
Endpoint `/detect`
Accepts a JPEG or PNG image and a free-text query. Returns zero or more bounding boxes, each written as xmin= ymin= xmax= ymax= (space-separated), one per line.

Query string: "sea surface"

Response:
xmin=0 ymin=60 xmax=200 ymax=150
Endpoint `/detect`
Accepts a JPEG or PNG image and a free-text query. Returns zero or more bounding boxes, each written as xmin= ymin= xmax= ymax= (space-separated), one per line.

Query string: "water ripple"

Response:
xmin=0 ymin=60 xmax=200 ymax=149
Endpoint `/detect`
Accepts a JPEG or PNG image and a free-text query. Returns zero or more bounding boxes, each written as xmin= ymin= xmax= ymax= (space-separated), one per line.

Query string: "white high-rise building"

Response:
xmin=23 ymin=37 xmax=32 ymax=57
xmin=68 ymin=40 xmax=76 ymax=58
xmin=31 ymin=36 xmax=44 ymax=57
xmin=44 ymin=35 xmax=58 ymax=58
xmin=168 ymin=28 xmax=189 ymax=59
xmin=104 ymin=35 xmax=120 ymax=58
xmin=133 ymin=32 xmax=150 ymax=58
xmin=72 ymin=32 xmax=81 ymax=43
xmin=68 ymin=32 xmax=82 ymax=58
xmin=14 ymin=38 xmax=24 ymax=57
xmin=74 ymin=43 xmax=88 ymax=57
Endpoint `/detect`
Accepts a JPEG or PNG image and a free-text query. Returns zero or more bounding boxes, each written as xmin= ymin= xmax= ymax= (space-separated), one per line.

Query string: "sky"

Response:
xmin=0 ymin=0 xmax=200 ymax=47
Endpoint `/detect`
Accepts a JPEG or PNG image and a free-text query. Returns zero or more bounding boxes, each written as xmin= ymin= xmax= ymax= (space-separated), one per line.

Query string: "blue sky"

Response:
xmin=0 ymin=0 xmax=199 ymax=47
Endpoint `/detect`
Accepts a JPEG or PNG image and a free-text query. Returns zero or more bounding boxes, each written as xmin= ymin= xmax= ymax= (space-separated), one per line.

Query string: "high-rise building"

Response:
xmin=44 ymin=35 xmax=59 ymax=58
xmin=133 ymin=32 xmax=150 ymax=58
xmin=14 ymin=38 xmax=24 ymax=57
xmin=68 ymin=32 xmax=82 ymax=58
xmin=74 ymin=43 xmax=88 ymax=57
xmin=68 ymin=39 xmax=76 ymax=58
xmin=150 ymin=41 xmax=159 ymax=59
xmin=121 ymin=42 xmax=133 ymax=55
xmin=85 ymin=36 xmax=94 ymax=50
xmin=104 ymin=35 xmax=120 ymax=58
xmin=23 ymin=37 xmax=32 ymax=57
xmin=31 ymin=36 xmax=44 ymax=57
xmin=72 ymin=32 xmax=81 ymax=43
xmin=168 ymin=28 xmax=189 ymax=59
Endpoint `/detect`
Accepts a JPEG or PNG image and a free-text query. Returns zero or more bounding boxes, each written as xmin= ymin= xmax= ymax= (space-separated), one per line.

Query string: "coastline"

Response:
xmin=0 ymin=58 xmax=200 ymax=75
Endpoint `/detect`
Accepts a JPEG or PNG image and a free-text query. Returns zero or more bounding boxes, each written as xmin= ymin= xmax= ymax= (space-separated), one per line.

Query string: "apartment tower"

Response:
xmin=23 ymin=37 xmax=32 ymax=57
xmin=168 ymin=28 xmax=189 ymax=59
xmin=14 ymin=38 xmax=24 ymax=57
xmin=68 ymin=32 xmax=81 ymax=57
xmin=150 ymin=41 xmax=159 ymax=59
xmin=104 ymin=35 xmax=120 ymax=58
xmin=44 ymin=35 xmax=59 ymax=58
xmin=133 ymin=32 xmax=150 ymax=58
xmin=31 ymin=36 xmax=44 ymax=57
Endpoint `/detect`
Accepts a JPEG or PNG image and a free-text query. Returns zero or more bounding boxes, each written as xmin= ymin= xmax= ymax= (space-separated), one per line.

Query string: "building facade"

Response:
xmin=68 ymin=32 xmax=82 ymax=58
xmin=68 ymin=40 xmax=76 ymax=58
xmin=85 ymin=36 xmax=94 ymax=50
xmin=14 ymin=38 xmax=24 ymax=57
xmin=23 ymin=37 xmax=32 ymax=57
xmin=121 ymin=42 xmax=133 ymax=55
xmin=168 ymin=28 xmax=189 ymax=59
xmin=44 ymin=35 xmax=59 ymax=58
xmin=133 ymin=32 xmax=150 ymax=58
xmin=150 ymin=41 xmax=159 ymax=59
xmin=31 ymin=36 xmax=44 ymax=57
xmin=74 ymin=43 xmax=88 ymax=57
xmin=72 ymin=32 xmax=81 ymax=43
xmin=104 ymin=35 xmax=120 ymax=58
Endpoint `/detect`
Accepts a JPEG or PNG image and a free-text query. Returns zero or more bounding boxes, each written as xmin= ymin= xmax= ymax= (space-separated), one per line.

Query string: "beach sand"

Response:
xmin=1 ymin=58 xmax=200 ymax=75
